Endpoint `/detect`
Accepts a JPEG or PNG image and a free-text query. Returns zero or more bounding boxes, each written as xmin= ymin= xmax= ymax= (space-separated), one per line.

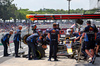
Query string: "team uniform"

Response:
xmin=84 ymin=25 xmax=97 ymax=49
xmin=37 ymin=30 xmax=50 ymax=45
xmin=81 ymin=41 xmax=88 ymax=59
xmin=80 ymin=32 xmax=87 ymax=58
xmin=13 ymin=30 xmax=21 ymax=57
xmin=33 ymin=30 xmax=38 ymax=34
xmin=26 ymin=33 xmax=39 ymax=60
xmin=96 ymin=32 xmax=100 ymax=45
xmin=1 ymin=33 xmax=11 ymax=56
xmin=49 ymin=28 xmax=59 ymax=61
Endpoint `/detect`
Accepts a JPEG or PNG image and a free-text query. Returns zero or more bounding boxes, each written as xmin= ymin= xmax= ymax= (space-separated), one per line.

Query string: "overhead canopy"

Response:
xmin=26 ymin=14 xmax=100 ymax=20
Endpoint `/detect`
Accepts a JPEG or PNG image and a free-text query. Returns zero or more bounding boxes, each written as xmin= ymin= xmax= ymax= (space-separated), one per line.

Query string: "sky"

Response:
xmin=13 ymin=0 xmax=90 ymax=11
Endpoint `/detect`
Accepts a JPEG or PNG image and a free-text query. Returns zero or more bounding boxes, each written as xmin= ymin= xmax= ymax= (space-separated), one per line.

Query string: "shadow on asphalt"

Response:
xmin=56 ymin=56 xmax=69 ymax=59
xmin=75 ymin=57 xmax=100 ymax=66
xmin=75 ymin=63 xmax=100 ymax=66
xmin=0 ymin=56 xmax=12 ymax=64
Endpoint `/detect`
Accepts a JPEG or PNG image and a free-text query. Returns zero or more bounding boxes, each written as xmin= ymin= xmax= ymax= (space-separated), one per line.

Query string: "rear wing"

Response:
xmin=26 ymin=14 xmax=100 ymax=20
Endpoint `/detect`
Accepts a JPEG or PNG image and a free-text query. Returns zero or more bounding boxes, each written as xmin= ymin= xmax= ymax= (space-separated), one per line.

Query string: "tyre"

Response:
xmin=22 ymin=34 xmax=31 ymax=44
xmin=36 ymin=50 xmax=42 ymax=59
xmin=37 ymin=45 xmax=45 ymax=58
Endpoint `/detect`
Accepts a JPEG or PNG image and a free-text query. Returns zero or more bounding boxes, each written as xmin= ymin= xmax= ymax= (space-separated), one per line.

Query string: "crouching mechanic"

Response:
xmin=37 ymin=31 xmax=49 ymax=57
xmin=37 ymin=31 xmax=50 ymax=49
xmin=80 ymin=21 xmax=97 ymax=64
xmin=1 ymin=30 xmax=13 ymax=57
xmin=26 ymin=33 xmax=39 ymax=60
xmin=48 ymin=23 xmax=60 ymax=61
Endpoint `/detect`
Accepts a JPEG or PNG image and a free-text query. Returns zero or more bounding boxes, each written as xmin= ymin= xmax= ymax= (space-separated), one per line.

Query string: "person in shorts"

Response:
xmin=80 ymin=21 xmax=97 ymax=63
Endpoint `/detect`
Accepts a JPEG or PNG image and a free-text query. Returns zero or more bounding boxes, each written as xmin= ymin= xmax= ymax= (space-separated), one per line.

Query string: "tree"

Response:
xmin=0 ymin=0 xmax=17 ymax=22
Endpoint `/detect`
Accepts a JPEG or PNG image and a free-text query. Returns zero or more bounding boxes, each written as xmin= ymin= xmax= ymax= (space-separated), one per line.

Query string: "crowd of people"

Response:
xmin=0 ymin=23 xmax=16 ymax=32
xmin=0 ymin=22 xmax=28 ymax=33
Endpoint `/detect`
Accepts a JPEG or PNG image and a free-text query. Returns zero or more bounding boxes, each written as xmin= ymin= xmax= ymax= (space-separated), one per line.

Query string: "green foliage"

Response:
xmin=17 ymin=9 xmax=36 ymax=20
xmin=32 ymin=8 xmax=97 ymax=14
xmin=0 ymin=0 xmax=17 ymax=22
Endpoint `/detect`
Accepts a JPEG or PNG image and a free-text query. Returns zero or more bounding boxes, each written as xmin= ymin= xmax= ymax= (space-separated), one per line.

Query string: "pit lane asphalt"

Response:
xmin=0 ymin=45 xmax=100 ymax=66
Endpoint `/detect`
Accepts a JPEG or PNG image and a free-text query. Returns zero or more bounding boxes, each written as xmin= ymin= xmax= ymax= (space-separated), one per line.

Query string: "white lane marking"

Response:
xmin=0 ymin=50 xmax=3 ymax=52
xmin=0 ymin=45 xmax=27 ymax=53
xmin=0 ymin=55 xmax=3 ymax=58
xmin=0 ymin=46 xmax=16 ymax=53
xmin=0 ymin=46 xmax=27 ymax=58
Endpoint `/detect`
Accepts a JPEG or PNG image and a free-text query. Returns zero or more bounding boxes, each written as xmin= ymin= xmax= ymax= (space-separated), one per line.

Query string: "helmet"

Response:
xmin=66 ymin=29 xmax=71 ymax=35
xmin=68 ymin=29 xmax=71 ymax=33
xmin=31 ymin=24 xmax=37 ymax=30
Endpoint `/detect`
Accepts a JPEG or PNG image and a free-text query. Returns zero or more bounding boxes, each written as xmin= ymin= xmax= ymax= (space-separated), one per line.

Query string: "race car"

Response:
xmin=57 ymin=30 xmax=81 ymax=58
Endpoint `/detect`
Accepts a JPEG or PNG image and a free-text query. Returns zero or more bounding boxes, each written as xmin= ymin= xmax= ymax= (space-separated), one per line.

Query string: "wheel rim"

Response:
xmin=36 ymin=50 xmax=41 ymax=59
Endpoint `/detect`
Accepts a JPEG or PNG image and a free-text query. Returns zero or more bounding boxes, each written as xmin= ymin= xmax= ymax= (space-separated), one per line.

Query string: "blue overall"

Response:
xmin=13 ymin=30 xmax=21 ymax=56
xmin=37 ymin=35 xmax=50 ymax=45
xmin=1 ymin=33 xmax=11 ymax=56
xmin=49 ymin=28 xmax=59 ymax=60
xmin=81 ymin=41 xmax=88 ymax=58
xmin=96 ymin=32 xmax=100 ymax=45
xmin=26 ymin=34 xmax=39 ymax=59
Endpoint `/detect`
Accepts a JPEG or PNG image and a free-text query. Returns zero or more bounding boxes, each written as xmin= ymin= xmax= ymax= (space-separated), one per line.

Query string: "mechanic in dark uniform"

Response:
xmin=26 ymin=33 xmax=39 ymax=60
xmin=92 ymin=24 xmax=98 ymax=34
xmin=96 ymin=30 xmax=100 ymax=57
xmin=80 ymin=21 xmax=97 ymax=63
xmin=1 ymin=30 xmax=13 ymax=57
xmin=37 ymin=31 xmax=49 ymax=48
xmin=37 ymin=31 xmax=49 ymax=57
xmin=37 ymin=31 xmax=48 ymax=44
xmin=48 ymin=23 xmax=60 ymax=61
xmin=13 ymin=25 xmax=22 ymax=57
xmin=75 ymin=31 xmax=88 ymax=59
xmin=92 ymin=24 xmax=99 ymax=57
